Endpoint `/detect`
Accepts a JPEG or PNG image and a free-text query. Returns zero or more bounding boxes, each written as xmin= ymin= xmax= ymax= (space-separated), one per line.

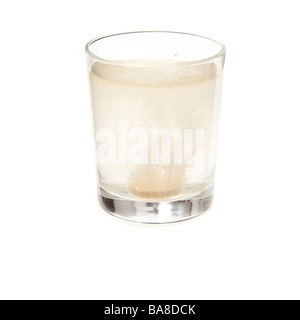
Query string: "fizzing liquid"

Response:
xmin=90 ymin=59 xmax=223 ymax=201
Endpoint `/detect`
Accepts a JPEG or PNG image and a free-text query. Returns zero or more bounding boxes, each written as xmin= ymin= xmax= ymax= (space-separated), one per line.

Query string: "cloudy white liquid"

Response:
xmin=90 ymin=59 xmax=223 ymax=201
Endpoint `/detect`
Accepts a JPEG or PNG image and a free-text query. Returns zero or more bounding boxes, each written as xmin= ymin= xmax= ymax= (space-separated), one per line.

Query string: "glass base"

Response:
xmin=98 ymin=188 xmax=213 ymax=224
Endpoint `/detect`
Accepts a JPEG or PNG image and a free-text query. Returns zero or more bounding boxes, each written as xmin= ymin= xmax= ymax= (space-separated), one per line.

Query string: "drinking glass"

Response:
xmin=86 ymin=31 xmax=225 ymax=223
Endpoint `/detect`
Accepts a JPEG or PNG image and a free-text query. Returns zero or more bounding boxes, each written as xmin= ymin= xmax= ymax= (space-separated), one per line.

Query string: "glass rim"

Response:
xmin=85 ymin=31 xmax=226 ymax=66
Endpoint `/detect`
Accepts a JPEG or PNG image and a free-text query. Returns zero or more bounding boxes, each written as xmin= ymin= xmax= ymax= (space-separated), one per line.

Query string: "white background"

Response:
xmin=0 ymin=0 xmax=299 ymax=300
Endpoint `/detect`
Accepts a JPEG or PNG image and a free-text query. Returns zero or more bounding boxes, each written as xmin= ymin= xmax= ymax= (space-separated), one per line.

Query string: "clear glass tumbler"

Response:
xmin=86 ymin=31 xmax=225 ymax=223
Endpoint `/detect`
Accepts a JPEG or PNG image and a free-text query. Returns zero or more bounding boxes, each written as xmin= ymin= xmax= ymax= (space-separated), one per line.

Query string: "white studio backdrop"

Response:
xmin=0 ymin=0 xmax=299 ymax=300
